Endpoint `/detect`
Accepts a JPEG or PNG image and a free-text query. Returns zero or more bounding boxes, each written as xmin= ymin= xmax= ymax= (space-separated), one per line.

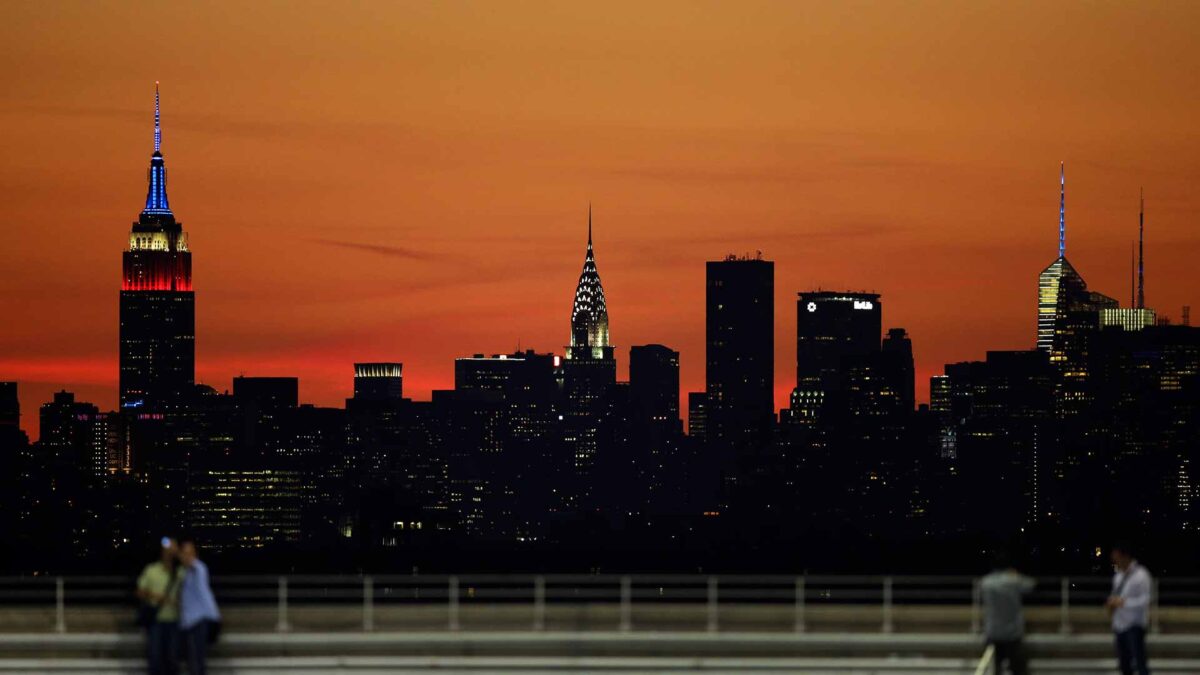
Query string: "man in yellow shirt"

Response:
xmin=137 ymin=537 xmax=185 ymax=675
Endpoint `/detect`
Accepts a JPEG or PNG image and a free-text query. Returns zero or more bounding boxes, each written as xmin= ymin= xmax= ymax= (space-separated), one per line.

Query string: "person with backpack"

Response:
xmin=178 ymin=536 xmax=221 ymax=675
xmin=136 ymin=537 xmax=184 ymax=675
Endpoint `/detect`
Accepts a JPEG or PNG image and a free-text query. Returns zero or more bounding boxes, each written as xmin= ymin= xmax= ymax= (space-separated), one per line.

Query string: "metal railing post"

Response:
xmin=54 ymin=577 xmax=65 ymax=634
xmin=706 ymin=576 xmax=719 ymax=634
xmin=619 ymin=576 xmax=632 ymax=632
xmin=1151 ymin=578 xmax=1161 ymax=634
xmin=794 ymin=576 xmax=806 ymax=633
xmin=276 ymin=576 xmax=290 ymax=633
xmin=970 ymin=578 xmax=982 ymax=634
xmin=1059 ymin=577 xmax=1070 ymax=634
xmin=362 ymin=576 xmax=374 ymax=632
xmin=533 ymin=576 xmax=546 ymax=632
xmin=882 ymin=577 xmax=894 ymax=633
xmin=448 ymin=576 xmax=460 ymax=631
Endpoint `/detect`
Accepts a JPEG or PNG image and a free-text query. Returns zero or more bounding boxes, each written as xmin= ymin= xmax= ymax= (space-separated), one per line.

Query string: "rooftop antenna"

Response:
xmin=154 ymin=81 xmax=162 ymax=154
xmin=1184 ymin=306 xmax=1191 ymax=327
xmin=1137 ymin=188 xmax=1145 ymax=310
xmin=1058 ymin=162 xmax=1066 ymax=259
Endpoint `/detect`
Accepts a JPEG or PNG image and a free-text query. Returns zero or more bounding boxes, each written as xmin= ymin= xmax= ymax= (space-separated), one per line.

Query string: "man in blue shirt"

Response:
xmin=178 ymin=537 xmax=221 ymax=675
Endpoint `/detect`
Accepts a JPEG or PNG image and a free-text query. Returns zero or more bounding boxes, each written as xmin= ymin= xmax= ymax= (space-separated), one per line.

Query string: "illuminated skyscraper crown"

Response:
xmin=569 ymin=205 xmax=610 ymax=353
xmin=142 ymin=82 xmax=172 ymax=218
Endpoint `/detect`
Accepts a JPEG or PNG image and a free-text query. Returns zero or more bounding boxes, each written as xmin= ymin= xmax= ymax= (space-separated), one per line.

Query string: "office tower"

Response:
xmin=881 ymin=327 xmax=915 ymax=412
xmin=792 ymin=291 xmax=882 ymax=419
xmin=942 ymin=350 xmax=1055 ymax=532
xmin=1034 ymin=164 xmax=1118 ymax=416
xmin=706 ymin=254 xmax=774 ymax=452
xmin=353 ymin=363 xmax=403 ymax=401
xmin=455 ymin=351 xmax=560 ymax=399
xmin=687 ymin=392 xmax=709 ymax=441
xmin=562 ymin=207 xmax=616 ymax=497
xmin=119 ymin=84 xmax=195 ymax=410
xmin=629 ymin=345 xmax=681 ymax=432
xmin=233 ymin=376 xmax=299 ymax=456
xmin=0 ymin=382 xmax=17 ymax=428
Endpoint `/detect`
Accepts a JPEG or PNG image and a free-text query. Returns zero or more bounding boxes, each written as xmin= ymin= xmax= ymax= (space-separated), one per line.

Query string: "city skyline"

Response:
xmin=3 ymin=3 xmax=1200 ymax=440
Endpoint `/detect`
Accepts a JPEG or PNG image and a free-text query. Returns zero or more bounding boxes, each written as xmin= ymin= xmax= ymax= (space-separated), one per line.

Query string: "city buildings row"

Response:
xmin=0 ymin=88 xmax=1196 ymax=572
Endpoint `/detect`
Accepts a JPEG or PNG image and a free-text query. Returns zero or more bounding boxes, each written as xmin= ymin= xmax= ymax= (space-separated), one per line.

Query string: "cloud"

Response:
xmin=307 ymin=238 xmax=442 ymax=261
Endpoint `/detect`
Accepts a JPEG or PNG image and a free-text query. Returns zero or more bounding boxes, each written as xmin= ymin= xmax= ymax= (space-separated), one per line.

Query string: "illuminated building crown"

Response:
xmin=142 ymin=82 xmax=172 ymax=219
xmin=569 ymin=205 xmax=610 ymax=354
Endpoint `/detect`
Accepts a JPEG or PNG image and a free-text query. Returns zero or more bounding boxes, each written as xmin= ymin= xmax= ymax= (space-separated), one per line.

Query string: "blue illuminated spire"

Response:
xmin=1058 ymin=162 xmax=1065 ymax=259
xmin=142 ymin=82 xmax=172 ymax=217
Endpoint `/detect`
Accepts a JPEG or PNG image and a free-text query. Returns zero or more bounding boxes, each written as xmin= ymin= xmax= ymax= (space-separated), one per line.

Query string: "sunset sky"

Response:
xmin=2 ymin=1 xmax=1198 ymax=440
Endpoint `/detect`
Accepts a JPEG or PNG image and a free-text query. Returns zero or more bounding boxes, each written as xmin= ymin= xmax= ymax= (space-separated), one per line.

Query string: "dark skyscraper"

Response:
xmin=119 ymin=84 xmax=194 ymax=410
xmin=629 ymin=344 xmax=681 ymax=432
xmin=881 ymin=327 xmax=915 ymax=412
xmin=0 ymin=382 xmax=17 ymax=429
xmin=705 ymin=255 xmax=774 ymax=452
xmin=792 ymin=291 xmax=882 ymax=419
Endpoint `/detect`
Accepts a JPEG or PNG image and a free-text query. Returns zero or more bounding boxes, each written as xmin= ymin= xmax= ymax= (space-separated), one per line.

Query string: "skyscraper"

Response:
xmin=562 ymin=207 xmax=616 ymax=497
xmin=0 ymin=382 xmax=17 ymax=429
xmin=1034 ymin=164 xmax=1117 ymax=414
xmin=119 ymin=84 xmax=194 ymax=410
xmin=629 ymin=344 xmax=681 ymax=432
xmin=793 ymin=291 xmax=882 ymax=418
xmin=705 ymin=254 xmax=774 ymax=452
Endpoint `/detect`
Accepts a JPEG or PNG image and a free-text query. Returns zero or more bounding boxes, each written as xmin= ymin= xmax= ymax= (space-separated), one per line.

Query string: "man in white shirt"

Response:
xmin=1105 ymin=543 xmax=1151 ymax=675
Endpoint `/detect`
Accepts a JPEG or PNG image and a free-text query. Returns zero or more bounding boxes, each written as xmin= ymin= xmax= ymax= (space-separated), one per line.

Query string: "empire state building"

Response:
xmin=119 ymin=84 xmax=195 ymax=409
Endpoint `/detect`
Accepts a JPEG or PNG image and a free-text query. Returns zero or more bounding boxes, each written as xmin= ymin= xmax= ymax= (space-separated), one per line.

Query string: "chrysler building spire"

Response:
xmin=569 ymin=204 xmax=610 ymax=357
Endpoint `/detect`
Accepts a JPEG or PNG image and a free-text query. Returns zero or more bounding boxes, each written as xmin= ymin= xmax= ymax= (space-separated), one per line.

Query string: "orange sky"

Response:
xmin=2 ymin=1 xmax=1199 ymax=440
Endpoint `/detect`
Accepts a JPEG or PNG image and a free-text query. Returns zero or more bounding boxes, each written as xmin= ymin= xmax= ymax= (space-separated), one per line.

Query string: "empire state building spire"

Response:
xmin=568 ymin=204 xmax=611 ymax=358
xmin=142 ymin=82 xmax=172 ymax=218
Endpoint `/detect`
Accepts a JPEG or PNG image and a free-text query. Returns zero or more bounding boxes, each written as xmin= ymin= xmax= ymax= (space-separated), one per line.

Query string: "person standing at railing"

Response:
xmin=136 ymin=537 xmax=184 ymax=675
xmin=980 ymin=553 xmax=1034 ymax=675
xmin=179 ymin=536 xmax=221 ymax=675
xmin=1106 ymin=543 xmax=1152 ymax=675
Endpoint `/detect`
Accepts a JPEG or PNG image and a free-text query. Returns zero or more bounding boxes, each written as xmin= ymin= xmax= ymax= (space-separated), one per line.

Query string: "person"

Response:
xmin=1106 ymin=543 xmax=1152 ymax=675
xmin=178 ymin=536 xmax=221 ymax=675
xmin=980 ymin=553 xmax=1035 ymax=675
xmin=136 ymin=537 xmax=184 ymax=675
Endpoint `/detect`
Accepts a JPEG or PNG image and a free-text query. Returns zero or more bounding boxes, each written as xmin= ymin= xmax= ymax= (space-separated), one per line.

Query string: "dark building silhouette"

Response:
xmin=705 ymin=255 xmax=774 ymax=453
xmin=353 ymin=363 xmax=403 ymax=401
xmin=629 ymin=344 xmax=681 ymax=433
xmin=0 ymin=382 xmax=17 ymax=429
xmin=880 ymin=327 xmax=916 ymax=413
xmin=119 ymin=85 xmax=194 ymax=410
xmin=792 ymin=291 xmax=881 ymax=420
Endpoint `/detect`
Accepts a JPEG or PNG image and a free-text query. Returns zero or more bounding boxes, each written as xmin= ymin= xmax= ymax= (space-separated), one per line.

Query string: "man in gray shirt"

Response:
xmin=981 ymin=554 xmax=1035 ymax=675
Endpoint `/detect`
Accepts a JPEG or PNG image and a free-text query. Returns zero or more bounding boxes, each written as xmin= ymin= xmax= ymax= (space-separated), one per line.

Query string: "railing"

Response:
xmin=1 ymin=574 xmax=1198 ymax=635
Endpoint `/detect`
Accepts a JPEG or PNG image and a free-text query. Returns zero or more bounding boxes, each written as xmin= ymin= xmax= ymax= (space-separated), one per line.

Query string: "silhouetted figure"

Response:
xmin=1106 ymin=543 xmax=1152 ymax=675
xmin=179 ymin=537 xmax=221 ymax=675
xmin=981 ymin=553 xmax=1034 ymax=675
xmin=136 ymin=537 xmax=182 ymax=675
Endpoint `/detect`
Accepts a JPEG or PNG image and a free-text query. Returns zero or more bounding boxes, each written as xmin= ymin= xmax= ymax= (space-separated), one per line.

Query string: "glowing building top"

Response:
xmin=123 ymin=83 xmax=191 ymax=292
xmin=142 ymin=82 xmax=173 ymax=219
xmin=568 ymin=205 xmax=611 ymax=359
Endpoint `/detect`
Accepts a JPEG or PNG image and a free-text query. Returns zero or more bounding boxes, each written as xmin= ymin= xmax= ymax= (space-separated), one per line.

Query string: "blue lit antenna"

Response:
xmin=142 ymin=82 xmax=172 ymax=216
xmin=154 ymin=81 xmax=161 ymax=154
xmin=1058 ymin=162 xmax=1066 ymax=259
